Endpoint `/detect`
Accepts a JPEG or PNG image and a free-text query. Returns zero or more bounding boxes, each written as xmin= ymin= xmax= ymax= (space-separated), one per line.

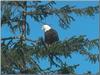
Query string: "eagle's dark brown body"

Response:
xmin=45 ymin=29 xmax=59 ymax=44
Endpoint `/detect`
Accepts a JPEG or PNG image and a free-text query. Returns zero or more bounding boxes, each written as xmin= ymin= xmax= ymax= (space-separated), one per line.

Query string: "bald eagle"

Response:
xmin=42 ymin=25 xmax=59 ymax=45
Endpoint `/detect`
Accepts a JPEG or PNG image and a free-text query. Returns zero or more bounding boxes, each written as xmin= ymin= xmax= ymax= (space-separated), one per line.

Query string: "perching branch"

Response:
xmin=1 ymin=36 xmax=36 ymax=43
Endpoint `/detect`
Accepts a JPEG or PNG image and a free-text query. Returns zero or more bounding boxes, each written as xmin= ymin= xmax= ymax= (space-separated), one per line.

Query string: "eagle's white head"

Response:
xmin=42 ymin=24 xmax=51 ymax=32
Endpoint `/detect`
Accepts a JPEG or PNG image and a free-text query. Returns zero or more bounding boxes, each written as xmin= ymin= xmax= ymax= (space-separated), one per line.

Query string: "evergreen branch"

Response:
xmin=25 ymin=6 xmax=99 ymax=15
xmin=30 ymin=59 xmax=42 ymax=72
xmin=1 ymin=36 xmax=19 ymax=40
xmin=1 ymin=35 xmax=99 ymax=73
xmin=2 ymin=2 xmax=99 ymax=31
xmin=48 ymin=54 xmax=61 ymax=67
xmin=1 ymin=36 xmax=36 ymax=42
xmin=35 ymin=35 xmax=99 ymax=63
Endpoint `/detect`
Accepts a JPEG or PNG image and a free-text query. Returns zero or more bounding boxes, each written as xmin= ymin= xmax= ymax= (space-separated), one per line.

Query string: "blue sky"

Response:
xmin=1 ymin=1 xmax=99 ymax=74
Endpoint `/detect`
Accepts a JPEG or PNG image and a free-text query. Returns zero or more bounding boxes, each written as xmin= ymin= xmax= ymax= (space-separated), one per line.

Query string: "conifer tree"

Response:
xmin=1 ymin=1 xmax=99 ymax=74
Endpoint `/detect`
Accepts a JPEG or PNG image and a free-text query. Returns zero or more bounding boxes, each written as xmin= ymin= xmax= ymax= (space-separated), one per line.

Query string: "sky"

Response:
xmin=1 ymin=1 xmax=99 ymax=74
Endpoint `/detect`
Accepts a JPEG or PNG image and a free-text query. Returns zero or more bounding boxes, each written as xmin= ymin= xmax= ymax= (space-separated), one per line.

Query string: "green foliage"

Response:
xmin=1 ymin=35 xmax=99 ymax=74
xmin=57 ymin=64 xmax=79 ymax=74
xmin=1 ymin=1 xmax=99 ymax=33
xmin=1 ymin=1 xmax=99 ymax=74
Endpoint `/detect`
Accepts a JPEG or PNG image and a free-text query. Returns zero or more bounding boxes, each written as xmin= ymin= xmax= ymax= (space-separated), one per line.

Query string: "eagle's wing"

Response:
xmin=45 ymin=29 xmax=59 ymax=44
